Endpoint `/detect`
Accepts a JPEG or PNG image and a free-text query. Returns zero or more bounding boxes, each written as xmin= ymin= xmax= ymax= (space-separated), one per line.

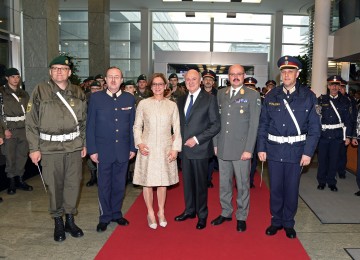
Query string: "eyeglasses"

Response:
xmin=51 ymin=67 xmax=69 ymax=72
xmin=229 ymin=73 xmax=245 ymax=77
xmin=152 ymin=83 xmax=165 ymax=87
xmin=106 ymin=76 xmax=121 ymax=80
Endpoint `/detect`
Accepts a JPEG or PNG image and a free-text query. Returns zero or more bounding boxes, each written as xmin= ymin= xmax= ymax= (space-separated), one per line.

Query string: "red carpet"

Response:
xmin=96 ymin=172 xmax=310 ymax=260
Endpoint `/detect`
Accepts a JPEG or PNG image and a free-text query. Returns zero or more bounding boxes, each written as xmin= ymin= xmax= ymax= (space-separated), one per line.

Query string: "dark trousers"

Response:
xmin=98 ymin=160 xmax=128 ymax=223
xmin=357 ymin=145 xmax=360 ymax=189
xmin=268 ymin=160 xmax=301 ymax=228
xmin=250 ymin=144 xmax=258 ymax=185
xmin=42 ymin=151 xmax=82 ymax=218
xmin=181 ymin=156 xmax=208 ymax=219
xmin=337 ymin=143 xmax=347 ymax=177
xmin=207 ymin=155 xmax=217 ymax=182
xmin=317 ymin=138 xmax=342 ymax=185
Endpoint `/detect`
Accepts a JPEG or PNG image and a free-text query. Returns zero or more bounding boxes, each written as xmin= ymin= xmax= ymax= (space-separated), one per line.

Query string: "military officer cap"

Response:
xmin=202 ymin=70 xmax=216 ymax=80
xmin=340 ymin=79 xmax=347 ymax=86
xmin=124 ymin=80 xmax=136 ymax=86
xmin=90 ymin=81 xmax=101 ymax=88
xmin=265 ymin=80 xmax=276 ymax=86
xmin=327 ymin=75 xmax=343 ymax=84
xmin=95 ymin=74 xmax=104 ymax=80
xmin=244 ymin=77 xmax=258 ymax=85
xmin=168 ymin=73 xmax=178 ymax=80
xmin=277 ymin=56 xmax=302 ymax=70
xmin=137 ymin=74 xmax=147 ymax=82
xmin=49 ymin=55 xmax=71 ymax=67
xmin=5 ymin=68 xmax=20 ymax=77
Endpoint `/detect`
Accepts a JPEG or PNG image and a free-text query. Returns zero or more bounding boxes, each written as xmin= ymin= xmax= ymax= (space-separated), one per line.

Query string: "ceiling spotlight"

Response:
xmin=185 ymin=12 xmax=195 ymax=17
xmin=227 ymin=12 xmax=236 ymax=18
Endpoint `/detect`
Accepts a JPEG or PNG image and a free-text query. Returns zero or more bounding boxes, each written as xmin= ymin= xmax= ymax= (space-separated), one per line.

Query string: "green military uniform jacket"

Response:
xmin=0 ymin=84 xmax=29 ymax=131
xmin=25 ymin=79 xmax=87 ymax=154
xmin=135 ymin=88 xmax=152 ymax=100
xmin=171 ymin=87 xmax=185 ymax=102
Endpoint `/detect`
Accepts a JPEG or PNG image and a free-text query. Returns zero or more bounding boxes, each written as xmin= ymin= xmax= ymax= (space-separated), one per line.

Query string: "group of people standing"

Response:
xmin=1 ymin=53 xmax=359 ymax=243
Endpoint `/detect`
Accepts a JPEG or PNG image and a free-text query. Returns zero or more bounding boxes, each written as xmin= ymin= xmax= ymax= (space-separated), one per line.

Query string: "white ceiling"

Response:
xmin=60 ymin=0 xmax=315 ymax=15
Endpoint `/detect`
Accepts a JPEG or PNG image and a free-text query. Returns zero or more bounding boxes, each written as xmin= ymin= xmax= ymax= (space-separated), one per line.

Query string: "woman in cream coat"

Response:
xmin=133 ymin=73 xmax=182 ymax=229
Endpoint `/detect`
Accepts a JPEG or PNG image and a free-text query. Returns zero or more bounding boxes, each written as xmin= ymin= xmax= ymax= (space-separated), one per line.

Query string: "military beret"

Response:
xmin=277 ymin=56 xmax=302 ymax=70
xmin=95 ymin=74 xmax=104 ymax=80
xmin=202 ymin=70 xmax=216 ymax=80
xmin=244 ymin=77 xmax=257 ymax=85
xmin=49 ymin=55 xmax=71 ymax=67
xmin=137 ymin=74 xmax=147 ymax=82
xmin=168 ymin=73 xmax=178 ymax=80
xmin=340 ymin=79 xmax=347 ymax=86
xmin=124 ymin=80 xmax=136 ymax=86
xmin=327 ymin=75 xmax=342 ymax=84
xmin=265 ymin=80 xmax=276 ymax=86
xmin=5 ymin=68 xmax=20 ymax=77
xmin=90 ymin=81 xmax=101 ymax=88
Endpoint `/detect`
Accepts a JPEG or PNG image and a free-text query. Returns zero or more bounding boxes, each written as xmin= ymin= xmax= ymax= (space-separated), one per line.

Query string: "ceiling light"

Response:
xmin=185 ymin=12 xmax=195 ymax=17
xmin=227 ymin=12 xmax=236 ymax=18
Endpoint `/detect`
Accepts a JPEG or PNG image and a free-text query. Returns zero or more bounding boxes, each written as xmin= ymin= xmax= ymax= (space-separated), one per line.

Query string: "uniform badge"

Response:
xmin=315 ymin=104 xmax=322 ymax=116
xmin=26 ymin=102 xmax=32 ymax=112
xmin=257 ymin=98 xmax=261 ymax=106
xmin=240 ymin=89 xmax=245 ymax=95
xmin=69 ymin=98 xmax=75 ymax=107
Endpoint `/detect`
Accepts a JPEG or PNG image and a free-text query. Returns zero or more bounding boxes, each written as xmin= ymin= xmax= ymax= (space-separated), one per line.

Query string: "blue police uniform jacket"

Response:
xmin=257 ymin=82 xmax=321 ymax=163
xmin=86 ymin=90 xmax=136 ymax=164
xmin=318 ymin=93 xmax=352 ymax=139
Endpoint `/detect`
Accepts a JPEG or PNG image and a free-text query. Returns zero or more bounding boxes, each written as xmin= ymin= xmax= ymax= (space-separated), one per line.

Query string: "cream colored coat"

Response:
xmin=133 ymin=98 xmax=182 ymax=187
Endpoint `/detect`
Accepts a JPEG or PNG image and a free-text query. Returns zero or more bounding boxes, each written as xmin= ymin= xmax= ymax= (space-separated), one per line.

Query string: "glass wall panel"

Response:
xmin=0 ymin=0 xmax=10 ymax=31
xmin=282 ymin=44 xmax=307 ymax=56
xmin=214 ymin=25 xmax=270 ymax=42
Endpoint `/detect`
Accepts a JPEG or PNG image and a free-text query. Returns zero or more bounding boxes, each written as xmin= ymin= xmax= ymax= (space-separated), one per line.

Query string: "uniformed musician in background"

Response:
xmin=257 ymin=56 xmax=321 ymax=239
xmin=1 ymin=68 xmax=32 ymax=195
xmin=26 ymin=56 xmax=87 ymax=242
xmin=317 ymin=75 xmax=352 ymax=192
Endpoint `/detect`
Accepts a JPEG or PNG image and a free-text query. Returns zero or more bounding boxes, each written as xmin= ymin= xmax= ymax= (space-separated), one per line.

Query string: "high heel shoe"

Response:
xmin=157 ymin=212 xmax=167 ymax=228
xmin=147 ymin=215 xmax=157 ymax=229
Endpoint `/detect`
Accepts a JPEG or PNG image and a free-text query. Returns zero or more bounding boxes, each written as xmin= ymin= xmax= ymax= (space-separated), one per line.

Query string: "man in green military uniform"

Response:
xmin=0 ymin=68 xmax=32 ymax=195
xmin=25 ymin=56 xmax=87 ymax=242
xmin=135 ymin=74 xmax=152 ymax=100
xmin=168 ymin=73 xmax=185 ymax=102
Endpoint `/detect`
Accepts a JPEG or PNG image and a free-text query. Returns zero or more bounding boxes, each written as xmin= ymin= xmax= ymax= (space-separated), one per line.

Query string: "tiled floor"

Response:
xmin=0 ymin=164 xmax=359 ymax=259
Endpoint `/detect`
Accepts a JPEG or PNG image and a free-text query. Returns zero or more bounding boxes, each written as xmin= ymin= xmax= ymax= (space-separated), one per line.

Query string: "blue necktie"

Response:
xmin=185 ymin=95 xmax=193 ymax=120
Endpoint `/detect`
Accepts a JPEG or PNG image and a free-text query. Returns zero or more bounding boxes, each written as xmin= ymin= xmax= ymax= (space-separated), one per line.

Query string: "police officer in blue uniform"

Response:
xmin=317 ymin=75 xmax=352 ymax=192
xmin=337 ymin=79 xmax=357 ymax=179
xmin=257 ymin=56 xmax=321 ymax=239
xmin=87 ymin=66 xmax=136 ymax=232
xmin=351 ymin=108 xmax=360 ymax=196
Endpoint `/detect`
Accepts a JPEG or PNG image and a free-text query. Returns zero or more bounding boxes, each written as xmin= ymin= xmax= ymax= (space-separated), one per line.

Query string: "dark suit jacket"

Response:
xmin=177 ymin=89 xmax=220 ymax=159
xmin=86 ymin=90 xmax=136 ymax=164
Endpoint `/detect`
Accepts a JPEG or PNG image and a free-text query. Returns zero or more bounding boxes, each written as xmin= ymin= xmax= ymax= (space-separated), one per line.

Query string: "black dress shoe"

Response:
xmin=7 ymin=177 xmax=16 ymax=195
xmin=211 ymin=215 xmax=232 ymax=225
xmin=54 ymin=217 xmax=66 ymax=242
xmin=317 ymin=184 xmax=325 ymax=190
xmin=96 ymin=222 xmax=109 ymax=232
xmin=250 ymin=183 xmax=255 ymax=189
xmin=207 ymin=181 xmax=214 ymax=188
xmin=196 ymin=219 xmax=206 ymax=230
xmin=174 ymin=212 xmax=196 ymax=221
xmin=355 ymin=191 xmax=360 ymax=196
xmin=265 ymin=225 xmax=283 ymax=236
xmin=284 ymin=227 xmax=297 ymax=238
xmin=112 ymin=217 xmax=129 ymax=226
xmin=236 ymin=220 xmax=246 ymax=232
xmin=328 ymin=185 xmax=338 ymax=192
xmin=0 ymin=197 xmax=2 ymax=203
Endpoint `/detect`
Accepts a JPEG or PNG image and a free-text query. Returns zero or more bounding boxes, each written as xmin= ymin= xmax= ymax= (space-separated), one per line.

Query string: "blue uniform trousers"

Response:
xmin=317 ymin=138 xmax=342 ymax=186
xmin=98 ymin=160 xmax=128 ymax=223
xmin=268 ymin=160 xmax=301 ymax=228
xmin=337 ymin=143 xmax=347 ymax=178
xmin=357 ymin=145 xmax=360 ymax=189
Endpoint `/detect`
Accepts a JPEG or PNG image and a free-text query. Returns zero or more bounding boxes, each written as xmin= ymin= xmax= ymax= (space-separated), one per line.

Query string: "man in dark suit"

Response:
xmin=175 ymin=69 xmax=221 ymax=230
xmin=86 ymin=66 xmax=136 ymax=232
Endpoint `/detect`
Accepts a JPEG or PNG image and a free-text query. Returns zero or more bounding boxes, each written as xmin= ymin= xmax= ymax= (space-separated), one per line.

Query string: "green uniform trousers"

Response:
xmin=42 ymin=151 xmax=82 ymax=218
xmin=1 ymin=128 xmax=29 ymax=178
